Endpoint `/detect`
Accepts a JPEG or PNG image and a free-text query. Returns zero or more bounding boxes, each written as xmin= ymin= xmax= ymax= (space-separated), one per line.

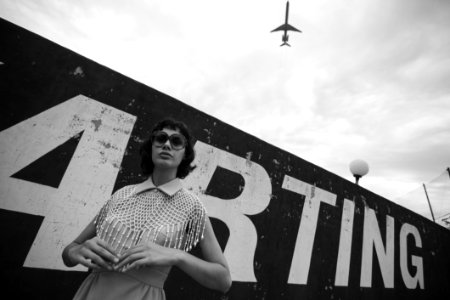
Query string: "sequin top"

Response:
xmin=94 ymin=178 xmax=206 ymax=256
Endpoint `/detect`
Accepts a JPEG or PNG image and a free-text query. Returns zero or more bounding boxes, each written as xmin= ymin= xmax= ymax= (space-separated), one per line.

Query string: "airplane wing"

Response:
xmin=286 ymin=24 xmax=301 ymax=32
xmin=271 ymin=24 xmax=286 ymax=32
xmin=271 ymin=23 xmax=302 ymax=33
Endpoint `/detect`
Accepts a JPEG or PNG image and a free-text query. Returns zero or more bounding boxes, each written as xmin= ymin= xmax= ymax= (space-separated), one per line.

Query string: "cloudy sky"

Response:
xmin=1 ymin=0 xmax=449 ymax=221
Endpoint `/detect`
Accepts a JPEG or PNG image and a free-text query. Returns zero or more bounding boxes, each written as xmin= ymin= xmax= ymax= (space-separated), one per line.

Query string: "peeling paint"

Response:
xmin=132 ymin=135 xmax=144 ymax=143
xmin=98 ymin=140 xmax=112 ymax=149
xmin=127 ymin=98 xmax=136 ymax=107
xmin=245 ymin=151 xmax=253 ymax=166
xmin=72 ymin=66 xmax=84 ymax=77
xmin=91 ymin=119 xmax=102 ymax=131
xmin=254 ymin=261 xmax=262 ymax=271
xmin=360 ymin=195 xmax=368 ymax=207
xmin=246 ymin=151 xmax=252 ymax=160
xmin=113 ymin=127 xmax=132 ymax=135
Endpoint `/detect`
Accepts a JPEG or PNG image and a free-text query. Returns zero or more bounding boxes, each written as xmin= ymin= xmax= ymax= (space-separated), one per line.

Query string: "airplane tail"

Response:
xmin=281 ymin=42 xmax=291 ymax=47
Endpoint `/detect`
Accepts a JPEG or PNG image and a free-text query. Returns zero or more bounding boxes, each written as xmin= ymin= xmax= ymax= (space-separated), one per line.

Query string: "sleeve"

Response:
xmin=93 ymin=186 xmax=128 ymax=233
xmin=183 ymin=195 xmax=207 ymax=252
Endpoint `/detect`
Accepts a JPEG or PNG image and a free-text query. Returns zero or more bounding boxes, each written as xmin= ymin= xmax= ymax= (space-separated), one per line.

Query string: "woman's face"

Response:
xmin=151 ymin=127 xmax=186 ymax=172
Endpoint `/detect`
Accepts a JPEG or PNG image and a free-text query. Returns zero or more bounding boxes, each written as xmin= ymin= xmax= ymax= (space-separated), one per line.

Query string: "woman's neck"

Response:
xmin=151 ymin=168 xmax=177 ymax=186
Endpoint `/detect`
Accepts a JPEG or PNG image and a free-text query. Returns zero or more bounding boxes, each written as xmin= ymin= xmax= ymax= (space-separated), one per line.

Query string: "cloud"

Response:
xmin=0 ymin=0 xmax=448 ymax=217
xmin=299 ymin=0 xmax=450 ymax=199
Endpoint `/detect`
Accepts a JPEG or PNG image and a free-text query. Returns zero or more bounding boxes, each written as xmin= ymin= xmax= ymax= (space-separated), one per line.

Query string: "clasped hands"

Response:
xmin=69 ymin=237 xmax=179 ymax=272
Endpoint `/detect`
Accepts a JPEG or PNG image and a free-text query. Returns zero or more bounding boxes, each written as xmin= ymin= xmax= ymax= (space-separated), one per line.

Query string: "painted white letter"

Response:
xmin=400 ymin=223 xmax=424 ymax=289
xmin=335 ymin=198 xmax=355 ymax=286
xmin=282 ymin=175 xmax=337 ymax=285
xmin=360 ymin=207 xmax=395 ymax=288
xmin=183 ymin=141 xmax=272 ymax=282
xmin=0 ymin=95 xmax=136 ymax=270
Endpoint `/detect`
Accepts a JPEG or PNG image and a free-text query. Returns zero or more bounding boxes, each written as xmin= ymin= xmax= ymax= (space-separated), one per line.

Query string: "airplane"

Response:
xmin=271 ymin=1 xmax=301 ymax=47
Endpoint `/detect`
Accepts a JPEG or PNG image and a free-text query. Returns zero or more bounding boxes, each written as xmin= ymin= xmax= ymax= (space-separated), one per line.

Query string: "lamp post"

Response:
xmin=349 ymin=159 xmax=369 ymax=185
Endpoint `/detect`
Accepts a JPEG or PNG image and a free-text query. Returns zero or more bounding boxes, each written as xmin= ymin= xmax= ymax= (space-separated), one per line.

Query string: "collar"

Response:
xmin=133 ymin=177 xmax=183 ymax=197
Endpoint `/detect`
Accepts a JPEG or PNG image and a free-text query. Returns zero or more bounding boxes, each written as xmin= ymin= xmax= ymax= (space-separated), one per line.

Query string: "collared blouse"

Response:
xmin=95 ymin=178 xmax=206 ymax=255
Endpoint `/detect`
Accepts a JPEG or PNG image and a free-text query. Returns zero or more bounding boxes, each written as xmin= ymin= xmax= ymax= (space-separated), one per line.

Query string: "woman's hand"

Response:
xmin=114 ymin=241 xmax=179 ymax=272
xmin=66 ymin=237 xmax=119 ymax=270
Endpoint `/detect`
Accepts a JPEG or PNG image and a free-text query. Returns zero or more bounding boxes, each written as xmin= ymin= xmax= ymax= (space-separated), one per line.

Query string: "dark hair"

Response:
xmin=140 ymin=118 xmax=196 ymax=179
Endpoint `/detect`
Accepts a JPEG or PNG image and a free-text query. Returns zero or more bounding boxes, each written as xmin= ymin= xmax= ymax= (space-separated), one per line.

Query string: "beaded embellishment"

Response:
xmin=94 ymin=185 xmax=206 ymax=255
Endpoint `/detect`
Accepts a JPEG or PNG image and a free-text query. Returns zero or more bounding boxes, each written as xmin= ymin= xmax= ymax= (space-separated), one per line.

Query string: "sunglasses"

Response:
xmin=151 ymin=131 xmax=187 ymax=150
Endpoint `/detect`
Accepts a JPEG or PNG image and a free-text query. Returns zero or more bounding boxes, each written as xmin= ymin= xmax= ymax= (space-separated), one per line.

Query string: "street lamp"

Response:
xmin=349 ymin=159 xmax=369 ymax=185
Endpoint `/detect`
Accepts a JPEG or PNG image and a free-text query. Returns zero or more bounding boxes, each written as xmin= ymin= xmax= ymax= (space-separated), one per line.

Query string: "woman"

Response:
xmin=62 ymin=118 xmax=232 ymax=299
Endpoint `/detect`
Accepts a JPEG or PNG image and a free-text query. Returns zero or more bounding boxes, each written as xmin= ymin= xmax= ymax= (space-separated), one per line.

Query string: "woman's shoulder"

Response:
xmin=111 ymin=184 xmax=138 ymax=199
xmin=177 ymin=188 xmax=206 ymax=210
xmin=177 ymin=187 xmax=200 ymax=201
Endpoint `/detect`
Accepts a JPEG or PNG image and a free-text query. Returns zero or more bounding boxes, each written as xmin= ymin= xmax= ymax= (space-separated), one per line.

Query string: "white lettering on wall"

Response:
xmin=400 ymin=223 xmax=424 ymax=289
xmin=0 ymin=95 xmax=136 ymax=271
xmin=360 ymin=207 xmax=395 ymax=288
xmin=0 ymin=95 xmax=427 ymax=290
xmin=183 ymin=141 xmax=272 ymax=282
xmin=282 ymin=175 xmax=337 ymax=285
xmin=335 ymin=198 xmax=355 ymax=286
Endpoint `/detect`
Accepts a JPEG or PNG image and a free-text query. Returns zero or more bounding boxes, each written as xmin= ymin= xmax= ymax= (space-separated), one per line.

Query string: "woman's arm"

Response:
xmin=175 ymin=217 xmax=232 ymax=292
xmin=116 ymin=217 xmax=232 ymax=293
xmin=62 ymin=219 xmax=119 ymax=270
